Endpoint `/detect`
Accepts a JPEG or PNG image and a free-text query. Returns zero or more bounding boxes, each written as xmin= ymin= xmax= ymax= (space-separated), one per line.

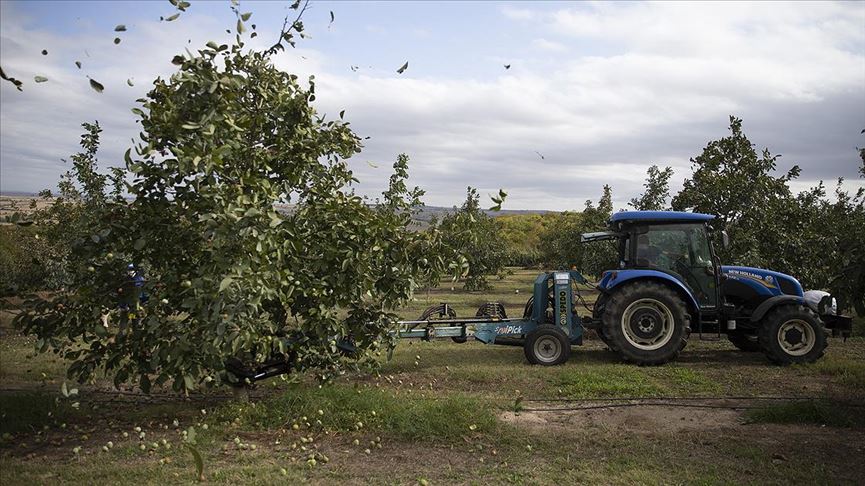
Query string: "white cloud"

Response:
xmin=500 ymin=6 xmax=536 ymax=21
xmin=531 ymin=38 xmax=566 ymax=52
xmin=1 ymin=1 xmax=863 ymax=211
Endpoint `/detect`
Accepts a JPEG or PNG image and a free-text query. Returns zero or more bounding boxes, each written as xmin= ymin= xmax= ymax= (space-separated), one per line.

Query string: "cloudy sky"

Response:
xmin=1 ymin=1 xmax=863 ymax=210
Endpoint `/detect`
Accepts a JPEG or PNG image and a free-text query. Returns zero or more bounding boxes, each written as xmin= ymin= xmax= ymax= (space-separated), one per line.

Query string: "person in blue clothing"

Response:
xmin=118 ymin=264 xmax=148 ymax=333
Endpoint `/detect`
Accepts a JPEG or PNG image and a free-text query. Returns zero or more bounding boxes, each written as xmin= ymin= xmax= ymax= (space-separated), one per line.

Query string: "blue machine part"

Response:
xmin=597 ymin=269 xmax=701 ymax=313
xmin=610 ymin=211 xmax=715 ymax=224
xmin=721 ymin=266 xmax=803 ymax=298
xmin=474 ymin=271 xmax=584 ymax=345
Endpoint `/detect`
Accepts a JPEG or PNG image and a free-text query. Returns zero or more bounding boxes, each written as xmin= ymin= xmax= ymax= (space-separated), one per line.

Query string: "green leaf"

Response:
xmin=133 ymin=238 xmax=146 ymax=250
xmin=127 ymin=78 xmax=134 ymax=86
xmin=183 ymin=443 xmax=204 ymax=482
xmin=236 ymin=19 xmax=246 ymax=34
xmin=164 ymin=13 xmax=180 ymax=22
xmin=219 ymin=277 xmax=233 ymax=292
xmin=114 ymin=37 xmax=121 ymax=45
xmin=114 ymin=24 xmax=127 ymax=32
xmin=240 ymin=12 xmax=252 ymax=21
xmin=33 ymin=75 xmax=48 ymax=83
xmin=183 ymin=374 xmax=195 ymax=390
xmin=206 ymin=41 xmax=219 ymax=50
xmin=397 ymin=61 xmax=409 ymax=74
xmin=89 ymin=78 xmax=105 ymax=93
xmin=75 ymin=61 xmax=82 ymax=69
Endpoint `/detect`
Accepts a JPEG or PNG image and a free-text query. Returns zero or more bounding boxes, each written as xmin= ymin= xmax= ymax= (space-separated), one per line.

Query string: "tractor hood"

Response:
xmin=721 ymin=266 xmax=804 ymax=297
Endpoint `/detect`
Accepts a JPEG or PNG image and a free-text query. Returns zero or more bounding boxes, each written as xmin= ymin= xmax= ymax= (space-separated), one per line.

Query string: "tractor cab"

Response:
xmin=585 ymin=211 xmax=723 ymax=320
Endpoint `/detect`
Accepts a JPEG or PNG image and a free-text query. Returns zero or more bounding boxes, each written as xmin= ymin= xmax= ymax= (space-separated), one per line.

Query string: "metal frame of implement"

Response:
xmin=396 ymin=271 xmax=586 ymax=346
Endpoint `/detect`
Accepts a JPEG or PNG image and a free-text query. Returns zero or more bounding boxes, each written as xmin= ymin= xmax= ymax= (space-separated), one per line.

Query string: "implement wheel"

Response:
xmin=727 ymin=330 xmax=762 ymax=352
xmin=602 ymin=282 xmax=689 ymax=365
xmin=524 ymin=325 xmax=571 ymax=366
xmin=758 ymin=305 xmax=826 ymax=365
xmin=418 ymin=304 xmax=467 ymax=343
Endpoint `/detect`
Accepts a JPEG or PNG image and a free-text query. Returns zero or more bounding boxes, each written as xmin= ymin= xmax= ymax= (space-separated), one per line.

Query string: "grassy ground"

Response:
xmin=1 ymin=268 xmax=864 ymax=484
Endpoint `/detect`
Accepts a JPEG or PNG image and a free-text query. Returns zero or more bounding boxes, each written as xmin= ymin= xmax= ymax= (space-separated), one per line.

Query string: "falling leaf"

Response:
xmin=329 ymin=10 xmax=334 ymax=27
xmin=396 ymin=61 xmax=408 ymax=74
xmin=350 ymin=65 xmax=358 ymax=72
xmin=237 ymin=19 xmax=246 ymax=34
xmin=114 ymin=24 xmax=127 ymax=32
xmin=75 ymin=61 xmax=82 ymax=69
xmin=127 ymin=78 xmax=134 ymax=87
xmin=240 ymin=12 xmax=252 ymax=21
xmin=251 ymin=32 xmax=257 ymax=38
xmin=41 ymin=49 xmax=48 ymax=55
xmin=114 ymin=37 xmax=121 ymax=45
xmin=339 ymin=110 xmax=345 ymax=119
xmin=504 ymin=64 xmax=511 ymax=70
xmin=89 ymin=78 xmax=105 ymax=93
xmin=534 ymin=151 xmax=545 ymax=160
xmin=366 ymin=161 xmax=379 ymax=169
xmin=34 ymin=75 xmax=48 ymax=83
xmin=164 ymin=13 xmax=180 ymax=22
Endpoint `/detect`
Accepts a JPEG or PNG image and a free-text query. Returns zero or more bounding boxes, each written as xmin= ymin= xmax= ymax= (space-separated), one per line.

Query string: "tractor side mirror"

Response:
xmin=721 ymin=230 xmax=730 ymax=250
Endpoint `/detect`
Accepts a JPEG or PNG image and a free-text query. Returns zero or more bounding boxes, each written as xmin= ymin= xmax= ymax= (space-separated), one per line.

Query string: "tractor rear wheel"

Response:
xmin=602 ymin=282 xmax=689 ymax=365
xmin=758 ymin=305 xmax=826 ymax=365
xmin=524 ymin=325 xmax=571 ymax=366
xmin=727 ymin=330 xmax=762 ymax=352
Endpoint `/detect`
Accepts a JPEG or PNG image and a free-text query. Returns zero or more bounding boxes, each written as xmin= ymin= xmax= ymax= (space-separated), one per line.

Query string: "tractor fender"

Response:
xmin=599 ymin=269 xmax=700 ymax=318
xmin=750 ymin=295 xmax=804 ymax=322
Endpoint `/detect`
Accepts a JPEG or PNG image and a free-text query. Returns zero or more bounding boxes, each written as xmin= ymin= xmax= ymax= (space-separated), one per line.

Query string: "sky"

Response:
xmin=1 ymin=0 xmax=863 ymax=210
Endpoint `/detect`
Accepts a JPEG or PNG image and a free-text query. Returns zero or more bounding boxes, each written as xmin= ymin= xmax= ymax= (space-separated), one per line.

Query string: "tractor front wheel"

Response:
xmin=524 ymin=325 xmax=571 ymax=366
xmin=602 ymin=282 xmax=689 ymax=365
xmin=758 ymin=305 xmax=826 ymax=365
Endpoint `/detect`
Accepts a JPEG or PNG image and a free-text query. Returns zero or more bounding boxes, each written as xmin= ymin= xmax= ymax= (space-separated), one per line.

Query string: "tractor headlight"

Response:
xmin=826 ymin=296 xmax=837 ymax=316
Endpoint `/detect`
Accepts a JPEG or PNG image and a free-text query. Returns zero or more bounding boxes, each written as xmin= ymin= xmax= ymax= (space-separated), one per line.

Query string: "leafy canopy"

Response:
xmin=16 ymin=11 xmax=447 ymax=392
xmin=436 ymin=187 xmax=508 ymax=291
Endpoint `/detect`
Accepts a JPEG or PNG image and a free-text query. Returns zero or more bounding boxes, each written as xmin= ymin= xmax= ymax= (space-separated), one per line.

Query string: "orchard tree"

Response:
xmin=540 ymin=185 xmax=616 ymax=278
xmin=671 ymin=116 xmax=865 ymax=314
xmin=436 ymin=187 xmax=508 ymax=291
xmin=15 ymin=6 xmax=449 ymax=392
xmin=629 ymin=165 xmax=673 ymax=211
xmin=672 ymin=116 xmax=799 ymax=266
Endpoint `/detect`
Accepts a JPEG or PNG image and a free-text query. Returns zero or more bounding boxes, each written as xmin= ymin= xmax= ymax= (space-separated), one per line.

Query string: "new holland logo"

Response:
xmin=727 ymin=269 xmax=777 ymax=289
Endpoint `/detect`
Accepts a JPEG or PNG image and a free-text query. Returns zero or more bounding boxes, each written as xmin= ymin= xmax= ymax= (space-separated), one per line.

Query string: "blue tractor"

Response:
xmin=583 ymin=211 xmax=852 ymax=366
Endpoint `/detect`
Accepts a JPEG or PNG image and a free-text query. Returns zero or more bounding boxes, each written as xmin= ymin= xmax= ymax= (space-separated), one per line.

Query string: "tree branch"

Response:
xmin=266 ymin=0 xmax=311 ymax=55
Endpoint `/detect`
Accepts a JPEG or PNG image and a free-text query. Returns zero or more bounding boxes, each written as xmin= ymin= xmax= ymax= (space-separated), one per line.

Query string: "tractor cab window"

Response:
xmin=634 ymin=223 xmax=718 ymax=308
